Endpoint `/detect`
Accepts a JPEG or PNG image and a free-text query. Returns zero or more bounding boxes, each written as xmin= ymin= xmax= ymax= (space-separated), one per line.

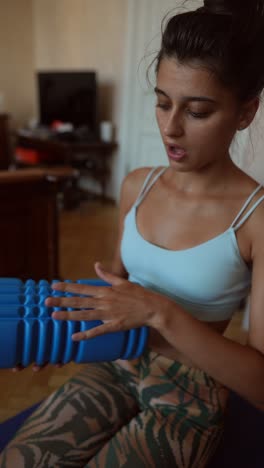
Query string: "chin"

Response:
xmin=168 ymin=159 xmax=193 ymax=172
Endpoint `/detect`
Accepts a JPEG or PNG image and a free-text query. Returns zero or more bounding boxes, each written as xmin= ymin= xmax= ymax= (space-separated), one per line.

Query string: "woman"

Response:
xmin=1 ymin=0 xmax=264 ymax=466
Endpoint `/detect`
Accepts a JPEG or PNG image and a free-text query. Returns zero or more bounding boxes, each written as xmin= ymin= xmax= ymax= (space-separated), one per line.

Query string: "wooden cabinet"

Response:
xmin=0 ymin=167 xmax=75 ymax=280
xmin=0 ymin=114 xmax=12 ymax=169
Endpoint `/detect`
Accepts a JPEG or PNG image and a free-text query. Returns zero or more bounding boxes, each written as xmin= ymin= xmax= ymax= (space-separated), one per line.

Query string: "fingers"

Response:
xmin=45 ymin=295 xmax=98 ymax=309
xmin=32 ymin=362 xmax=48 ymax=372
xmin=32 ymin=362 xmax=64 ymax=371
xmin=51 ymin=281 xmax=106 ymax=297
xmin=31 ymin=362 xmax=64 ymax=371
xmin=72 ymin=320 xmax=123 ymax=341
xmin=12 ymin=362 xmax=52 ymax=372
xmin=51 ymin=309 xmax=105 ymax=321
xmin=12 ymin=364 xmax=25 ymax=372
xmin=47 ymin=281 xmax=113 ymax=311
xmin=94 ymin=262 xmax=124 ymax=286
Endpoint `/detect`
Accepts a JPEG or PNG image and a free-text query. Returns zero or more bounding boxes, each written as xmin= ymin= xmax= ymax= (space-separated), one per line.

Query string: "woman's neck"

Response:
xmin=167 ymin=157 xmax=241 ymax=195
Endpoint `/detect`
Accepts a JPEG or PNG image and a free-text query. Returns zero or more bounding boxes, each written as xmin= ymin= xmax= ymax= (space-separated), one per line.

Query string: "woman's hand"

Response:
xmin=45 ymin=262 xmax=170 ymax=341
xmin=12 ymin=363 xmax=64 ymax=372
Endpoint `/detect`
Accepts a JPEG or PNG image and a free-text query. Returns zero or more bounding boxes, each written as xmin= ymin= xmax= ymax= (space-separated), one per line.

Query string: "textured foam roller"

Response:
xmin=0 ymin=278 xmax=149 ymax=368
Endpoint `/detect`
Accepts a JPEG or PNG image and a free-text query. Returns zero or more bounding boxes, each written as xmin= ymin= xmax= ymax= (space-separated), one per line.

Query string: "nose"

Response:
xmin=164 ymin=112 xmax=184 ymax=138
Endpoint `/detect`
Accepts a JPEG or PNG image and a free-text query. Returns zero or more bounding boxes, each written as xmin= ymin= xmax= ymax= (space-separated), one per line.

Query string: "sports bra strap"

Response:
xmin=134 ymin=166 xmax=167 ymax=207
xmin=230 ymin=184 xmax=264 ymax=231
xmin=134 ymin=170 xmax=264 ymax=230
xmin=233 ymin=194 xmax=264 ymax=231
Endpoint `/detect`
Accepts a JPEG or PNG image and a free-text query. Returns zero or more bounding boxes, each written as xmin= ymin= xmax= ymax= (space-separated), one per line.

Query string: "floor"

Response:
xmin=0 ymin=200 xmax=248 ymax=423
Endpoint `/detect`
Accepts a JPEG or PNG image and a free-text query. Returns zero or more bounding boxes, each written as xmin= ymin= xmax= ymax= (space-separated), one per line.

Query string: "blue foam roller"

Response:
xmin=0 ymin=278 xmax=149 ymax=368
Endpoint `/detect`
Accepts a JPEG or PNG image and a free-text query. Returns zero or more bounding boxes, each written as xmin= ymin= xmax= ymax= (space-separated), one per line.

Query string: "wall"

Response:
xmin=233 ymin=106 xmax=264 ymax=185
xmin=0 ymin=0 xmax=36 ymax=127
xmin=33 ymin=0 xmax=127 ymax=127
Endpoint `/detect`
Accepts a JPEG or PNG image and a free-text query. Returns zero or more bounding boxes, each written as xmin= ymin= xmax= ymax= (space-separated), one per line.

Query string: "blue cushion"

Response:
xmin=0 ymin=402 xmax=41 ymax=452
xmin=208 ymin=392 xmax=264 ymax=467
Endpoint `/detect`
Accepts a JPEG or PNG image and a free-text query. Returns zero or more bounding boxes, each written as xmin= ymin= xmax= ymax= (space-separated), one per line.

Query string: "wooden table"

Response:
xmin=15 ymin=132 xmax=117 ymax=200
xmin=0 ymin=167 xmax=76 ymax=280
xmin=0 ymin=114 xmax=12 ymax=169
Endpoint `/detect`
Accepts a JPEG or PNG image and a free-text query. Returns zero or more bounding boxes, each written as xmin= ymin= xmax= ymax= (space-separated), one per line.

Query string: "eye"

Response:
xmin=156 ymin=102 xmax=171 ymax=111
xmin=188 ymin=110 xmax=210 ymax=119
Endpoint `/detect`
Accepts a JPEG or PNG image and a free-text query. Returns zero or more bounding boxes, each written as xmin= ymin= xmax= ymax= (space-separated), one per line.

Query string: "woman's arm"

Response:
xmin=149 ymin=294 xmax=264 ymax=408
xmin=109 ymin=166 xmax=152 ymax=277
xmin=147 ymin=221 xmax=264 ymax=408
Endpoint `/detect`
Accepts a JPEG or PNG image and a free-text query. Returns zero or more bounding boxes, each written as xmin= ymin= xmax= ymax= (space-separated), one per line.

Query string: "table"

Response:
xmin=15 ymin=132 xmax=117 ymax=201
xmin=0 ymin=167 xmax=76 ymax=280
xmin=0 ymin=114 xmax=12 ymax=169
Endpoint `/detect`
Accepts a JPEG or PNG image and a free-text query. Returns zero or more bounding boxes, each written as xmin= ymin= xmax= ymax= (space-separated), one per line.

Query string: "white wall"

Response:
xmin=232 ymin=106 xmax=264 ymax=185
xmin=0 ymin=0 xmax=36 ymax=127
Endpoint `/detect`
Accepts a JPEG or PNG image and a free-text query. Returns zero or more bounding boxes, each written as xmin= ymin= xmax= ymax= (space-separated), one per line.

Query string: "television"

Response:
xmin=37 ymin=71 xmax=98 ymax=139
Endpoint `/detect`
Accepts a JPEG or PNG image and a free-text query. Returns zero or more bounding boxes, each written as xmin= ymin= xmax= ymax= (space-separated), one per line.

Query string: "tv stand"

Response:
xmin=15 ymin=130 xmax=117 ymax=202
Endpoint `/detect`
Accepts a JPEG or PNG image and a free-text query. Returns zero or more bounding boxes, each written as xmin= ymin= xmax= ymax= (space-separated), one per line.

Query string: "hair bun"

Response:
xmin=202 ymin=0 xmax=233 ymax=16
xmin=200 ymin=0 xmax=264 ymax=42
xmin=202 ymin=0 xmax=264 ymax=22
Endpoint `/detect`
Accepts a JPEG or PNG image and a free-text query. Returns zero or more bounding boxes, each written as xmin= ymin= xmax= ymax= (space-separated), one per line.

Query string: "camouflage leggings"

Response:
xmin=0 ymin=350 xmax=229 ymax=468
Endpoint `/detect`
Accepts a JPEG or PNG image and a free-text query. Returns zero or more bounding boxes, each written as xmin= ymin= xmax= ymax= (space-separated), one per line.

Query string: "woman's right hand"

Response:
xmin=12 ymin=362 xmax=64 ymax=372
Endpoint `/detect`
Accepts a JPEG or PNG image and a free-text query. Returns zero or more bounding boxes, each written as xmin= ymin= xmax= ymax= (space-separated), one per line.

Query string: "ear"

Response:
xmin=237 ymin=97 xmax=260 ymax=131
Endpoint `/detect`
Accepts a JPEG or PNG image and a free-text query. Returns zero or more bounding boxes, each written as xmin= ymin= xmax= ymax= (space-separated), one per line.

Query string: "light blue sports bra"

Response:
xmin=121 ymin=167 xmax=264 ymax=322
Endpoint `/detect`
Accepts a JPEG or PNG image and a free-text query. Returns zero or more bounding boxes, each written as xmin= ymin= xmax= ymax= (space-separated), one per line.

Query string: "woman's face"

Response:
xmin=155 ymin=57 xmax=248 ymax=172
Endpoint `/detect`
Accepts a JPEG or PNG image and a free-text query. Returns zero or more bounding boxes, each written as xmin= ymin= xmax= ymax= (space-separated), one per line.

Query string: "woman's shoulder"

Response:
xmin=246 ymin=180 xmax=264 ymax=234
xmin=236 ymin=171 xmax=264 ymax=205
xmin=230 ymin=168 xmax=264 ymax=203
xmin=123 ymin=165 xmax=158 ymax=186
xmin=120 ymin=166 xmax=161 ymax=208
xmin=121 ymin=167 xmax=158 ymax=201
xmin=235 ymin=172 xmax=264 ymax=252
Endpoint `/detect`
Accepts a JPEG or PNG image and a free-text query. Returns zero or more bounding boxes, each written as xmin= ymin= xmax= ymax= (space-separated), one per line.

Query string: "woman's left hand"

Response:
xmin=45 ymin=262 xmax=168 ymax=341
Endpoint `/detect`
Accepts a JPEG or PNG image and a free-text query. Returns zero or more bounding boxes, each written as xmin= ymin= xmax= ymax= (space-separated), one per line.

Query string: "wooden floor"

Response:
xmin=0 ymin=200 xmax=247 ymax=423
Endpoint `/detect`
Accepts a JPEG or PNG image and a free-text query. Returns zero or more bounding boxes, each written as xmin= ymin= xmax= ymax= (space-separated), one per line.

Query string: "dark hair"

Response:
xmin=155 ymin=0 xmax=264 ymax=101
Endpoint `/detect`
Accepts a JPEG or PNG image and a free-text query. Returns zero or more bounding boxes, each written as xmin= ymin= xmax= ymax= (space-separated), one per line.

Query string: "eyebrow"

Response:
xmin=154 ymin=87 xmax=217 ymax=104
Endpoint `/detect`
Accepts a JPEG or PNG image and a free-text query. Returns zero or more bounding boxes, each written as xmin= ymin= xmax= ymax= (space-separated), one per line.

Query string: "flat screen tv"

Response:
xmin=37 ymin=70 xmax=98 ymax=139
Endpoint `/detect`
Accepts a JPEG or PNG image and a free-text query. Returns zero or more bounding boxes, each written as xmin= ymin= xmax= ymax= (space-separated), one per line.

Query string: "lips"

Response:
xmin=166 ymin=144 xmax=187 ymax=161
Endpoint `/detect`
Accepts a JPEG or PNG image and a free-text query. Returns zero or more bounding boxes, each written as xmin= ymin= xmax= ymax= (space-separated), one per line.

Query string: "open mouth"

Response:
xmin=167 ymin=145 xmax=187 ymax=160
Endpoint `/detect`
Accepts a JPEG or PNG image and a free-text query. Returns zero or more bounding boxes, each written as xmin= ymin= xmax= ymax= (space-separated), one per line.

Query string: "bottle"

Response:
xmin=0 ymin=278 xmax=149 ymax=368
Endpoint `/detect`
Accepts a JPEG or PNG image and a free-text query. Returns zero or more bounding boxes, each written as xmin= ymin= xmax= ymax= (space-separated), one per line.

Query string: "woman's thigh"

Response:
xmin=93 ymin=351 xmax=228 ymax=468
xmin=0 ymin=362 xmax=139 ymax=468
xmin=86 ymin=406 xmax=222 ymax=468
